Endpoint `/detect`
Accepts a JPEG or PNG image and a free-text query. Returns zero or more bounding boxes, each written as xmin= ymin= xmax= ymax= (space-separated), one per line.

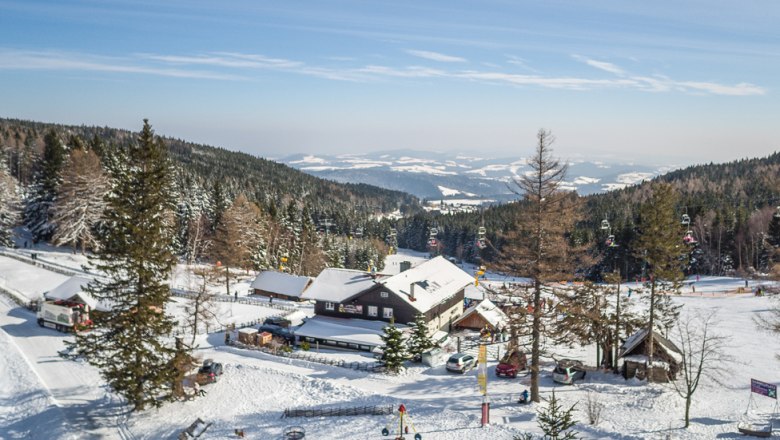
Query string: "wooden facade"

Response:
xmin=619 ymin=330 xmax=682 ymax=382
xmin=312 ymin=284 xmax=465 ymax=330
xmin=252 ymin=288 xmax=305 ymax=302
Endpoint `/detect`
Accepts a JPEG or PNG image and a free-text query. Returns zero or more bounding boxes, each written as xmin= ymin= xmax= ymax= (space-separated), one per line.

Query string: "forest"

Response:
xmin=1 ymin=117 xmax=779 ymax=282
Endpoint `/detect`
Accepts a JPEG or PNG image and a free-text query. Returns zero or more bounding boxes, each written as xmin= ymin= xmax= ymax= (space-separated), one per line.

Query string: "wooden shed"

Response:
xmin=452 ymin=299 xmax=508 ymax=331
xmin=619 ymin=328 xmax=682 ymax=382
xmin=237 ymin=328 xmax=258 ymax=345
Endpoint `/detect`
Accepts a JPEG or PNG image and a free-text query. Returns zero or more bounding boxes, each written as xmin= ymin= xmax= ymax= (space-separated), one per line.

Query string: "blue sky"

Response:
xmin=1 ymin=0 xmax=778 ymax=166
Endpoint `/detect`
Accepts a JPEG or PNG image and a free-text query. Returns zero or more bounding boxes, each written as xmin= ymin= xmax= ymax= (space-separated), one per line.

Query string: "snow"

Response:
xmin=438 ymin=185 xmax=461 ymax=196
xmin=390 ymin=165 xmax=457 ymax=176
xmin=3 ymin=245 xmax=780 ymax=439
xmin=379 ymin=256 xmax=475 ymax=313
xmin=294 ymin=315 xmax=405 ymax=348
xmin=250 ymin=271 xmax=312 ymax=298
xmin=300 ymin=268 xmax=377 ymax=303
xmin=454 ymin=298 xmax=508 ymax=329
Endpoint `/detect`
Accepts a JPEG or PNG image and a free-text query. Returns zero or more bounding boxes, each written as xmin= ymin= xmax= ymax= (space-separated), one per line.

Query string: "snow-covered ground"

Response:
xmin=2 ymin=244 xmax=780 ymax=439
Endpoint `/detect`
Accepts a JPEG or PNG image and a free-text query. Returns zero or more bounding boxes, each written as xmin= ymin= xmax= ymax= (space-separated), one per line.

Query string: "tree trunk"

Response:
xmin=685 ymin=394 xmax=691 ymax=428
xmin=647 ymin=278 xmax=656 ymax=383
xmin=531 ymin=279 xmax=541 ymax=403
xmin=614 ymin=275 xmax=622 ymax=372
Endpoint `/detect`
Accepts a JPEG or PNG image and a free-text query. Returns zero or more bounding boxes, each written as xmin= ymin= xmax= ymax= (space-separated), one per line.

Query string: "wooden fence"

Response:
xmin=283 ymin=405 xmax=393 ymax=418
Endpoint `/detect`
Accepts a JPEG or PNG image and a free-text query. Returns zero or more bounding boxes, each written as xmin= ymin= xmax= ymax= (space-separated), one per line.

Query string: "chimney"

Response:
xmin=400 ymin=261 xmax=412 ymax=272
xmin=409 ymin=283 xmax=416 ymax=301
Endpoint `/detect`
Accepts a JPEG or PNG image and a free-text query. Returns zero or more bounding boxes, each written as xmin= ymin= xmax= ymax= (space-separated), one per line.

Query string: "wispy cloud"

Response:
xmin=406 ymin=49 xmax=467 ymax=63
xmin=573 ymin=55 xmax=765 ymax=96
xmin=0 ymin=48 xmax=765 ymax=96
xmin=0 ymin=49 xmax=243 ymax=80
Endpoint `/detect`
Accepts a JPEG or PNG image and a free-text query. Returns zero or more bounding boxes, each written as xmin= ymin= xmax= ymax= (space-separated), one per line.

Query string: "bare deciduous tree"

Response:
xmin=670 ymin=311 xmax=732 ymax=428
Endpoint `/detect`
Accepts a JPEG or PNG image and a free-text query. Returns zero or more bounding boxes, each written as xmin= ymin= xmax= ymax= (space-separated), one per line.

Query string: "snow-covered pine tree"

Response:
xmin=536 ymin=390 xmax=579 ymax=439
xmin=380 ymin=318 xmax=409 ymax=374
xmin=0 ymin=148 xmax=20 ymax=246
xmin=74 ymin=120 xmax=180 ymax=411
xmin=24 ymin=129 xmax=66 ymax=242
xmin=407 ymin=313 xmax=437 ymax=361
xmin=51 ymin=147 xmax=109 ymax=253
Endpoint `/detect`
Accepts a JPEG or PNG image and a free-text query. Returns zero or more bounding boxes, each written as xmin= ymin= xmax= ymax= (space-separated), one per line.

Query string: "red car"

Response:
xmin=495 ymin=362 xmax=519 ymax=378
xmin=495 ymin=351 xmax=527 ymax=378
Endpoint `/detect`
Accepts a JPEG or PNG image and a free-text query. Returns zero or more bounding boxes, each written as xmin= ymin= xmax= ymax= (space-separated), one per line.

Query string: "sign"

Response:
xmin=477 ymin=344 xmax=488 ymax=395
xmin=751 ymin=379 xmax=777 ymax=399
xmin=338 ymin=304 xmax=363 ymax=315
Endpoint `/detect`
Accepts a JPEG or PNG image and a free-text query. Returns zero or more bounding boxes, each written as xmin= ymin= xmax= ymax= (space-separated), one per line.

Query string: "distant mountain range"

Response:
xmin=278 ymin=150 xmax=672 ymax=202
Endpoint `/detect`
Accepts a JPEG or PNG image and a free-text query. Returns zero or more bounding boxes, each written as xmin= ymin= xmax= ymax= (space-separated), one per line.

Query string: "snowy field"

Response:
xmin=1 ymin=244 xmax=780 ymax=439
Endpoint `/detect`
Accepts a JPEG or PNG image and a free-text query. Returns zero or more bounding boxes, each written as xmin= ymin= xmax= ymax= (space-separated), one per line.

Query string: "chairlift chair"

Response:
xmin=681 ymin=214 xmax=691 ymax=225
xmin=683 ymin=231 xmax=697 ymax=244
xmin=477 ymin=226 xmax=486 ymax=236
xmin=476 ymin=238 xmax=487 ymax=250
xmin=775 ymin=207 xmax=780 ymax=219
xmin=355 ymin=227 xmax=363 ymax=238
xmin=427 ymin=238 xmax=438 ymax=247
xmin=600 ymin=219 xmax=610 ymax=230
xmin=606 ymin=235 xmax=618 ymax=248
xmin=429 ymin=227 xmax=438 ymax=236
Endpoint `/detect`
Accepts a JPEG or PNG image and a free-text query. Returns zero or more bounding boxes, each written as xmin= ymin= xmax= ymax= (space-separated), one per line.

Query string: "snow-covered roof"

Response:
xmin=44 ymin=276 xmax=99 ymax=310
xmin=620 ymin=328 xmax=682 ymax=363
xmin=379 ymin=256 xmax=474 ymax=313
xmin=250 ymin=271 xmax=312 ymax=298
xmin=300 ymin=268 xmax=379 ymax=303
xmin=453 ymin=298 xmax=508 ymax=329
xmin=294 ymin=316 xmax=407 ymax=348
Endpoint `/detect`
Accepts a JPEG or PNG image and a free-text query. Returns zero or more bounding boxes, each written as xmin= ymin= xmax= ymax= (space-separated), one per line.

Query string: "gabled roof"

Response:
xmin=379 ymin=256 xmax=474 ymax=313
xmin=453 ymin=298 xmax=508 ymax=329
xmin=300 ymin=268 xmax=379 ymax=303
xmin=44 ymin=276 xmax=99 ymax=310
xmin=294 ymin=315 xmax=409 ymax=348
xmin=250 ymin=271 xmax=312 ymax=298
xmin=619 ymin=328 xmax=683 ymax=363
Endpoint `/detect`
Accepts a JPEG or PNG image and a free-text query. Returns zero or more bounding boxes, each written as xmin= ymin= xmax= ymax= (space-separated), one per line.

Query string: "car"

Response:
xmin=263 ymin=316 xmax=291 ymax=328
xmin=446 ymin=353 xmax=477 ymax=374
xmin=495 ymin=350 xmax=527 ymax=378
xmin=197 ymin=359 xmax=223 ymax=383
xmin=552 ymin=359 xmax=586 ymax=385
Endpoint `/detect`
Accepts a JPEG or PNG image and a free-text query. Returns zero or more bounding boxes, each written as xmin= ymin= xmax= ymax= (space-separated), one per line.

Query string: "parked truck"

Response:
xmin=37 ymin=300 xmax=92 ymax=332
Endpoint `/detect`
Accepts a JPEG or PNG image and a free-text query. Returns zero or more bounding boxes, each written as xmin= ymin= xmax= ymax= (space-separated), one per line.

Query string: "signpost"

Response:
xmin=751 ymin=379 xmax=777 ymax=399
xmin=478 ymin=343 xmax=489 ymax=427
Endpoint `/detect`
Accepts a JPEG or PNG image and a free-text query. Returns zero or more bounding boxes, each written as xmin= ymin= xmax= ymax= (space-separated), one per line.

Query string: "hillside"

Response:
xmin=0 ymin=118 xmax=418 ymax=219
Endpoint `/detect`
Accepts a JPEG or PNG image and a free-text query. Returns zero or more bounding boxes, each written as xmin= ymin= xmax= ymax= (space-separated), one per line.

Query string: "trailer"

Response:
xmin=37 ymin=299 xmax=92 ymax=332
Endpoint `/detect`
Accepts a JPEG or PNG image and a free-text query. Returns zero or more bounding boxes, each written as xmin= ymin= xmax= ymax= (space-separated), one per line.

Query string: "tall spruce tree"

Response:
xmin=634 ymin=182 xmax=686 ymax=381
xmin=24 ymin=129 xmax=66 ymax=242
xmin=0 ymin=148 xmax=20 ymax=246
xmin=498 ymin=129 xmax=585 ymax=403
xmin=74 ymin=120 xmax=180 ymax=410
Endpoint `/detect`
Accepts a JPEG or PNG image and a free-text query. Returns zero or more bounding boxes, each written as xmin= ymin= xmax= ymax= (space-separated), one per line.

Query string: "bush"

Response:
xmin=300 ymin=341 xmax=311 ymax=351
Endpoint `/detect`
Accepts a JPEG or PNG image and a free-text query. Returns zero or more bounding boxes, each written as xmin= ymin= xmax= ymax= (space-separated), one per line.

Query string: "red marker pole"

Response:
xmin=481 ymin=395 xmax=490 ymax=427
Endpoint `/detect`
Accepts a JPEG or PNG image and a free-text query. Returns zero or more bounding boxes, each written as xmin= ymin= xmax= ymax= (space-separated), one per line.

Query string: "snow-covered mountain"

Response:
xmin=278 ymin=150 xmax=668 ymax=202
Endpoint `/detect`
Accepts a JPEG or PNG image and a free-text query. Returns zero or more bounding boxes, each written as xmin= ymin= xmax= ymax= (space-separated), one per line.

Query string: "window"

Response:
xmin=368 ymin=305 xmax=378 ymax=317
xmin=325 ymin=302 xmax=335 ymax=311
xmin=380 ymin=291 xmax=389 ymax=298
xmin=383 ymin=307 xmax=393 ymax=319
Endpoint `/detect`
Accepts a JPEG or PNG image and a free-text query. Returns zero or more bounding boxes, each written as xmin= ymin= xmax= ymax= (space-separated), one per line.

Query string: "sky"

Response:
xmin=0 ymin=0 xmax=779 ymax=166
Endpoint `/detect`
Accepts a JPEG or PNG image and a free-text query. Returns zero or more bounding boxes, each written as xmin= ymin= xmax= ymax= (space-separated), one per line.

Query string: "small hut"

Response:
xmin=250 ymin=271 xmax=313 ymax=302
xmin=619 ymin=328 xmax=682 ymax=382
xmin=452 ymin=298 xmax=508 ymax=332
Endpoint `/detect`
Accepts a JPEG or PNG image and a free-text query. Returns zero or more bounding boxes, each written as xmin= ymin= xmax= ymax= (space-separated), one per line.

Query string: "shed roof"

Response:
xmin=452 ymin=298 xmax=508 ymax=329
xmin=250 ymin=271 xmax=312 ymax=298
xmin=44 ymin=276 xmax=99 ymax=310
xmin=620 ymin=328 xmax=683 ymax=364
xmin=379 ymin=256 xmax=474 ymax=313
xmin=294 ymin=316 xmax=407 ymax=348
xmin=300 ymin=268 xmax=379 ymax=303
